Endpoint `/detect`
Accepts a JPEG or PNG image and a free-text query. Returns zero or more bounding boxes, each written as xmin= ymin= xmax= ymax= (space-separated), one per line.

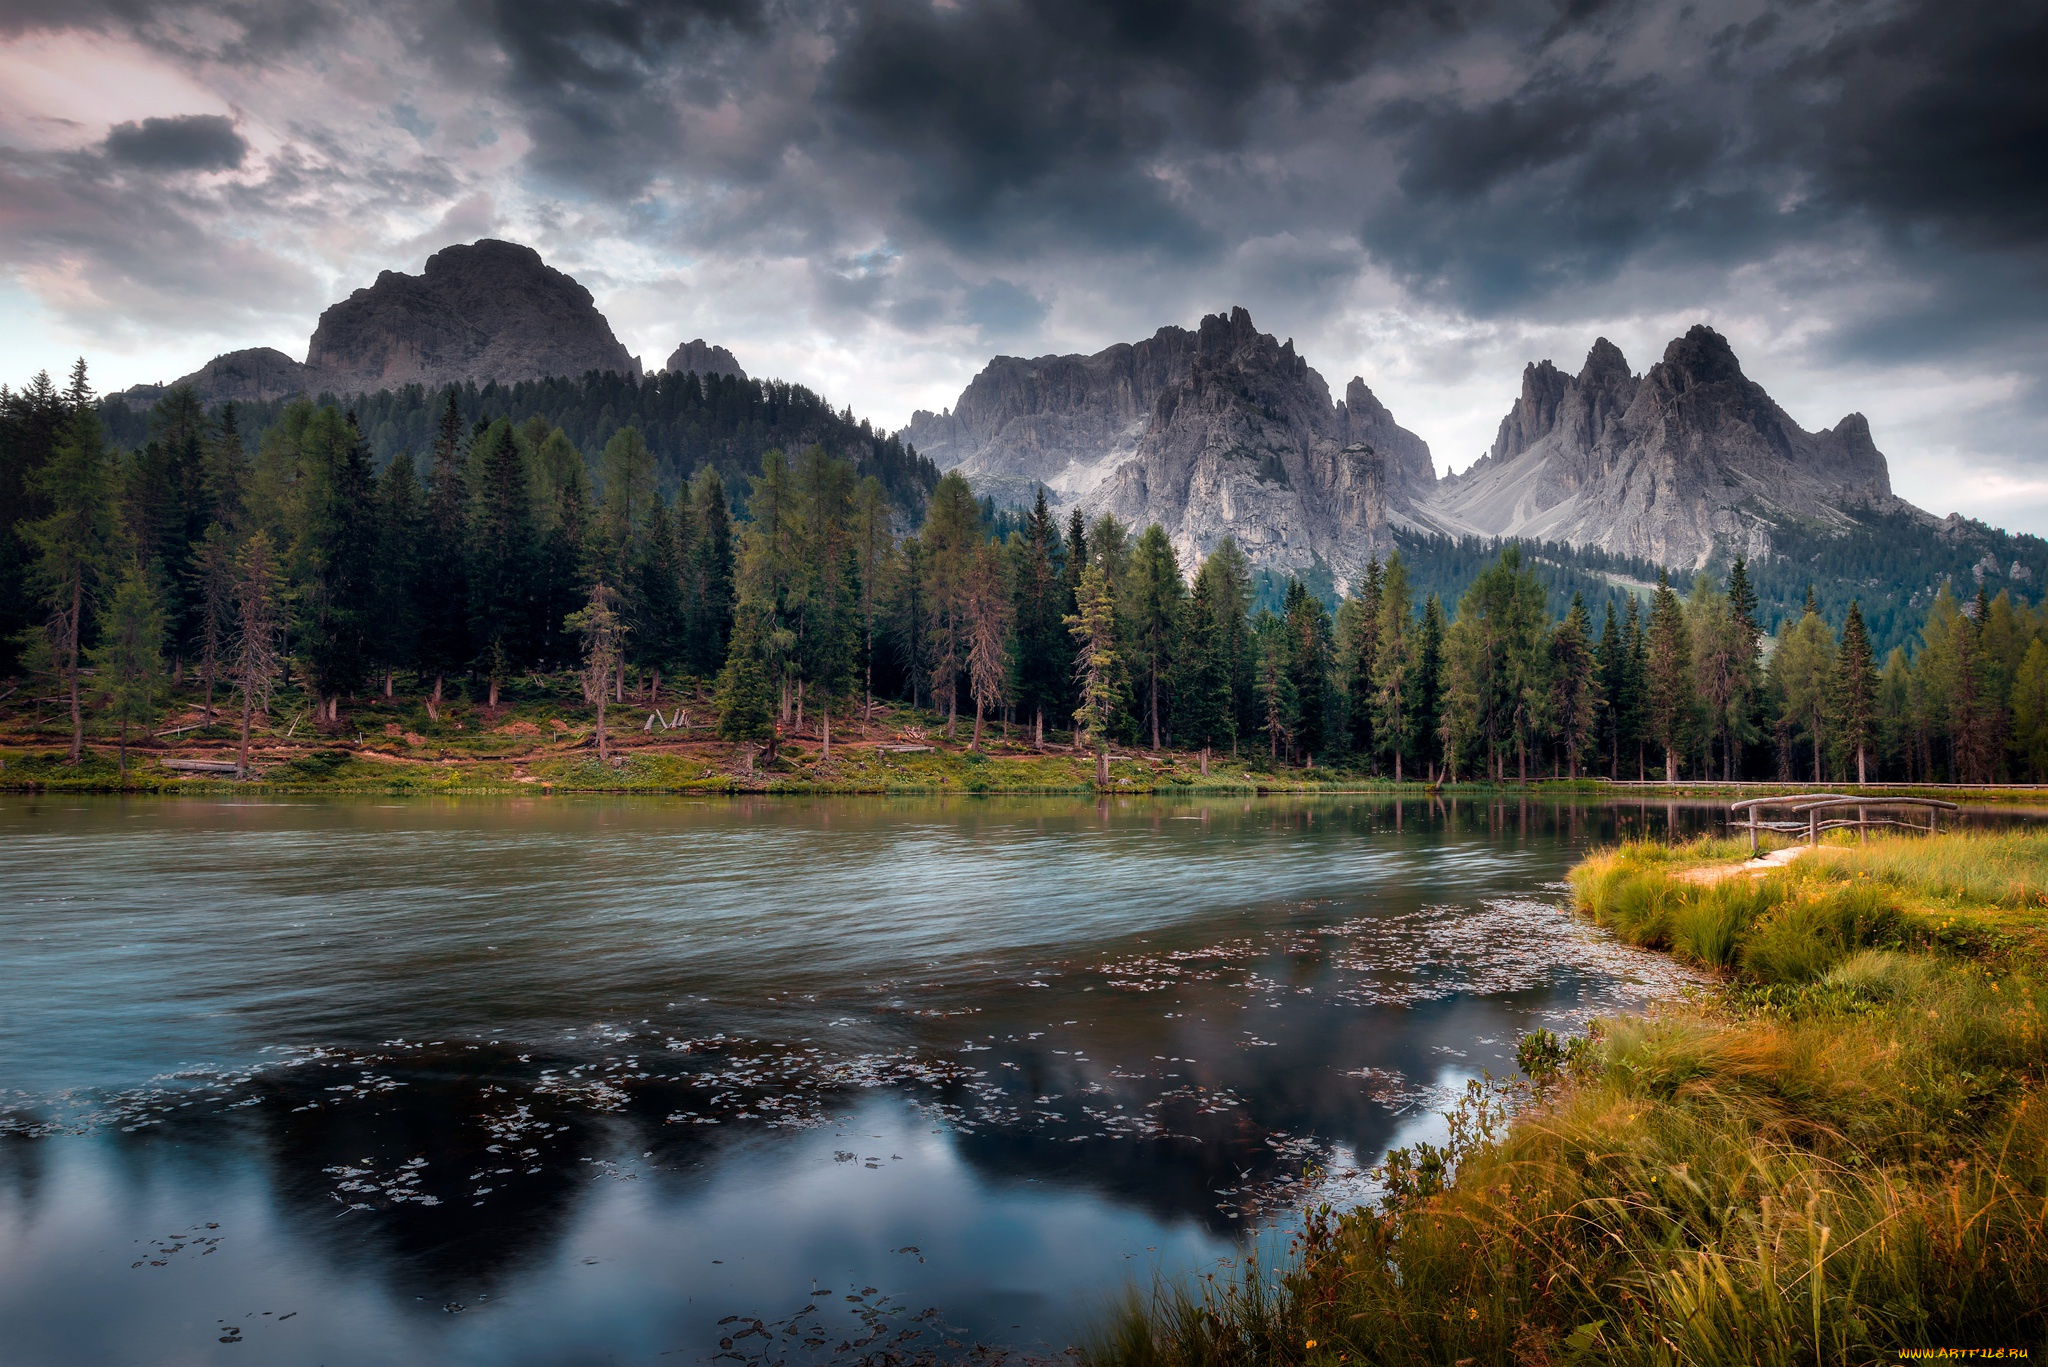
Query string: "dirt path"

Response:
xmin=1678 ymin=843 xmax=1823 ymax=886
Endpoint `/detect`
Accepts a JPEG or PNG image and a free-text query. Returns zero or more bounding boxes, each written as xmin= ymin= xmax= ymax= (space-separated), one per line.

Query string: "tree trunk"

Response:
xmin=822 ymin=707 xmax=831 ymax=763
xmin=946 ymin=691 xmax=957 ymax=739
xmin=237 ymin=688 xmax=254 ymax=781
xmin=1857 ymin=745 xmax=1867 ymax=786
xmin=1394 ymin=751 xmax=1402 ymax=783
xmin=1812 ymin=721 xmax=1823 ymax=784
xmin=117 ymin=718 xmax=128 ymax=782
xmin=973 ymin=698 xmax=984 ymax=750
xmin=1035 ymin=709 xmax=1044 ymax=752
xmin=595 ymin=686 xmax=608 ymax=763
xmin=1200 ymin=747 xmax=1210 ymax=777
xmin=1096 ymin=749 xmax=1109 ymax=786
xmin=488 ymin=676 xmax=499 ymax=709
xmin=651 ymin=669 xmax=661 ymax=704
xmin=1665 ymin=745 xmax=1678 ymax=782
xmin=384 ymin=670 xmax=394 ymax=699
xmin=1150 ymin=674 xmax=1160 ymax=752
xmin=1518 ymin=737 xmax=1527 ymax=784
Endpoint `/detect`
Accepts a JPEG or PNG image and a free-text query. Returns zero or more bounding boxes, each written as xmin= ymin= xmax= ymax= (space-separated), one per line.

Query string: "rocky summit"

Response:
xmin=304 ymin=239 xmax=640 ymax=392
xmin=114 ymin=239 xmax=663 ymax=405
xmin=906 ymin=307 xmax=1435 ymax=587
xmin=663 ymin=338 xmax=747 ymax=381
xmin=1424 ymin=325 xmax=1901 ymax=569
xmin=914 ymin=311 xmax=1919 ymax=578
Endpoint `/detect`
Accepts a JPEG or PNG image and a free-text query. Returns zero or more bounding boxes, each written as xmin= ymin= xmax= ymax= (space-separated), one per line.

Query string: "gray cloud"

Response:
xmin=3 ymin=0 xmax=2046 ymax=525
xmin=103 ymin=114 xmax=247 ymax=171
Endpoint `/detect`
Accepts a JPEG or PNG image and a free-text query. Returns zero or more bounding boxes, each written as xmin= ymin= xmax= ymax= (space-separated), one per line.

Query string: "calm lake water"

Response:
xmin=0 ymin=794 xmax=1721 ymax=1365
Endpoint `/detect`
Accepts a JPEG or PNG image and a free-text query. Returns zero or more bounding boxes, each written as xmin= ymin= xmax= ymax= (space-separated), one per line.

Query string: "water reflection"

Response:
xmin=2 ymin=795 xmax=1733 ymax=1364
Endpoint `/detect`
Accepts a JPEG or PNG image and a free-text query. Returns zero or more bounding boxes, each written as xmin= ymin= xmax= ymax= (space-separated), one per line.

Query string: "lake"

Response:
xmin=0 ymin=794 xmax=1713 ymax=1365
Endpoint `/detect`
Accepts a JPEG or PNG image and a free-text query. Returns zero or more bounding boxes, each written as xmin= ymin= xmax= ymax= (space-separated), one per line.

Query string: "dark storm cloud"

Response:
xmin=819 ymin=0 xmax=1437 ymax=255
xmin=103 ymin=114 xmax=247 ymax=171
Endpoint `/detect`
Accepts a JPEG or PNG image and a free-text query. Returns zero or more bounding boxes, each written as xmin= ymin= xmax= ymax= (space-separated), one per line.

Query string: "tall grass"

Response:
xmin=1089 ymin=832 xmax=2048 ymax=1366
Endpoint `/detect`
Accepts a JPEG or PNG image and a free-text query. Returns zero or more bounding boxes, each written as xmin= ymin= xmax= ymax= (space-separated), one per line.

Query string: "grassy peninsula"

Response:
xmin=1096 ymin=829 xmax=2048 ymax=1365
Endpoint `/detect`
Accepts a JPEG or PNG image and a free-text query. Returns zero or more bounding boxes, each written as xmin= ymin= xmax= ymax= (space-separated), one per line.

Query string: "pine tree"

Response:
xmin=230 ymin=530 xmax=286 ymax=781
xmin=1010 ymin=488 xmax=1069 ymax=743
xmin=921 ymin=473 xmax=981 ymax=735
xmin=2011 ymin=639 xmax=2048 ymax=781
xmin=416 ymin=391 xmax=471 ymax=710
xmin=965 ymin=542 xmax=1013 ymax=749
xmin=1645 ymin=571 xmax=1697 ymax=781
xmin=296 ymin=410 xmax=378 ymax=723
xmin=1340 ymin=558 xmax=1384 ymax=759
xmin=596 ymin=426 xmax=656 ymax=584
xmin=686 ymin=468 xmax=736 ymax=678
xmin=1596 ymin=601 xmax=1626 ymax=778
xmin=22 ymin=400 xmax=115 ymax=761
xmin=1124 ymin=524 xmax=1185 ymax=751
xmin=1548 ymin=592 xmax=1598 ymax=778
xmin=1067 ymin=561 xmax=1119 ymax=784
xmin=189 ymin=523 xmax=239 ymax=722
xmin=852 ymin=476 xmax=893 ymax=719
xmin=566 ymin=580 xmax=628 ymax=763
xmin=203 ymin=402 xmax=250 ymax=531
xmin=1254 ymin=610 xmax=1295 ymax=762
xmin=466 ymin=420 xmax=536 ymax=707
xmin=88 ymin=563 xmax=168 ymax=780
xmin=715 ymin=612 xmax=776 ymax=764
xmin=371 ymin=453 xmax=424 ymax=697
xmin=630 ymin=497 xmax=687 ymax=697
xmin=1415 ymin=594 xmax=1446 ymax=779
xmin=1771 ymin=598 xmax=1836 ymax=783
xmin=1282 ymin=579 xmax=1333 ymax=766
xmin=1832 ymin=599 xmax=1878 ymax=784
xmin=1368 ymin=553 xmax=1413 ymax=779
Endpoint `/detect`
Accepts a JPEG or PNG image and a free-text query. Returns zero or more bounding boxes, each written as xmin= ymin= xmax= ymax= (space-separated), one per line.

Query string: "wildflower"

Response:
xmin=1306 ymin=1341 xmax=1317 ymax=1350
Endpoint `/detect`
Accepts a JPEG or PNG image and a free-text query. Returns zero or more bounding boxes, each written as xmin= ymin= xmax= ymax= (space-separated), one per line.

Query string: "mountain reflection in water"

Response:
xmin=0 ymin=795 xmax=1713 ymax=1365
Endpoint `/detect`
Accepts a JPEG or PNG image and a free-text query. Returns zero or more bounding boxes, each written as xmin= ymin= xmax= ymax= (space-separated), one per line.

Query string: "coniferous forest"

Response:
xmin=6 ymin=360 xmax=2048 ymax=786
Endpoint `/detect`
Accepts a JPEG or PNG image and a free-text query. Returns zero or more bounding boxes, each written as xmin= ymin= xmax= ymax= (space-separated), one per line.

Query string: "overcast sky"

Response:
xmin=1 ymin=0 xmax=2042 ymax=528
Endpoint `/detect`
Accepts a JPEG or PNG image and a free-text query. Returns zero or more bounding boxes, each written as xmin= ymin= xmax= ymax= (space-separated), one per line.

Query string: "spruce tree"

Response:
xmin=371 ymin=453 xmax=424 ymax=696
xmin=1832 ymin=600 xmax=1878 ymax=783
xmin=1124 ymin=524 xmax=1185 ymax=751
xmin=1548 ymin=592 xmax=1598 ymax=778
xmin=1645 ymin=571 xmax=1697 ymax=781
xmin=1340 ymin=558 xmax=1383 ymax=759
xmin=965 ymin=541 xmax=1013 ymax=749
xmin=23 ymin=400 xmax=115 ymax=761
xmin=189 ymin=523 xmax=238 ymax=722
xmin=1596 ymin=600 xmax=1626 ymax=778
xmin=1415 ymin=594 xmax=1447 ymax=779
xmin=851 ymin=476 xmax=892 ymax=719
xmin=1010 ymin=488 xmax=1069 ymax=742
xmin=297 ymin=410 xmax=378 ymax=723
xmin=1368 ymin=554 xmax=1413 ymax=779
xmin=1282 ymin=578 xmax=1333 ymax=766
xmin=466 ymin=420 xmax=537 ymax=706
xmin=230 ymin=530 xmax=286 ymax=781
xmin=686 ymin=468 xmax=736 ymax=679
xmin=416 ymin=391 xmax=471 ymax=709
xmin=1067 ymin=561 xmax=1119 ymax=784
xmin=566 ymin=579 xmax=628 ymax=763
xmin=88 ymin=563 xmax=168 ymax=780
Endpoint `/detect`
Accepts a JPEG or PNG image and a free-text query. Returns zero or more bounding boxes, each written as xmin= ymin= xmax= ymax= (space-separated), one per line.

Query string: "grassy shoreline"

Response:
xmin=1093 ymin=830 xmax=2048 ymax=1365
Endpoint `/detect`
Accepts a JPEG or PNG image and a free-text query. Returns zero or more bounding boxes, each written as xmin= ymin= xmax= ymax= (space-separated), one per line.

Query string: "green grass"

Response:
xmin=1089 ymin=830 xmax=2048 ymax=1366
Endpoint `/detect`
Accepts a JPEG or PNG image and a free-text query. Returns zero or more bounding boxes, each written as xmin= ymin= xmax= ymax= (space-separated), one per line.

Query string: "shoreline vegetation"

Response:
xmin=1091 ymin=829 xmax=2048 ymax=1366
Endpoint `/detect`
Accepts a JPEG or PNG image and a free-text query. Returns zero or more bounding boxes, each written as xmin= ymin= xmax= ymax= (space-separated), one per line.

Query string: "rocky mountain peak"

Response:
xmin=665 ymin=339 xmax=746 ymax=381
xmin=304 ymin=239 xmax=640 ymax=393
xmin=1424 ymin=323 xmax=1904 ymax=568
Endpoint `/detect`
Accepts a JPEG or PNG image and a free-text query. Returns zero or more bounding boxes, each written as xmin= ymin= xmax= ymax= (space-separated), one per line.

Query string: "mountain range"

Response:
xmin=111 ymin=238 xmax=2043 ymax=633
xmin=113 ymin=240 xmax=746 ymax=407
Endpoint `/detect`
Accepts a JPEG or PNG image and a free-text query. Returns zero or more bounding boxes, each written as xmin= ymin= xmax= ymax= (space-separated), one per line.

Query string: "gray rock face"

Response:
xmin=901 ymin=325 xmax=1200 ymax=501
xmin=304 ymin=239 xmax=640 ymax=392
xmin=664 ymin=339 xmax=746 ymax=381
xmin=904 ymin=308 xmax=1435 ymax=585
xmin=110 ymin=347 xmax=311 ymax=408
xmin=1425 ymin=326 xmax=1902 ymax=568
xmin=1085 ymin=308 xmax=1434 ymax=586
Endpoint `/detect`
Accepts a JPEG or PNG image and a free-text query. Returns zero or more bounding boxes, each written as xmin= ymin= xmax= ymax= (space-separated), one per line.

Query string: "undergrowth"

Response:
xmin=1090 ymin=830 xmax=2048 ymax=1366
